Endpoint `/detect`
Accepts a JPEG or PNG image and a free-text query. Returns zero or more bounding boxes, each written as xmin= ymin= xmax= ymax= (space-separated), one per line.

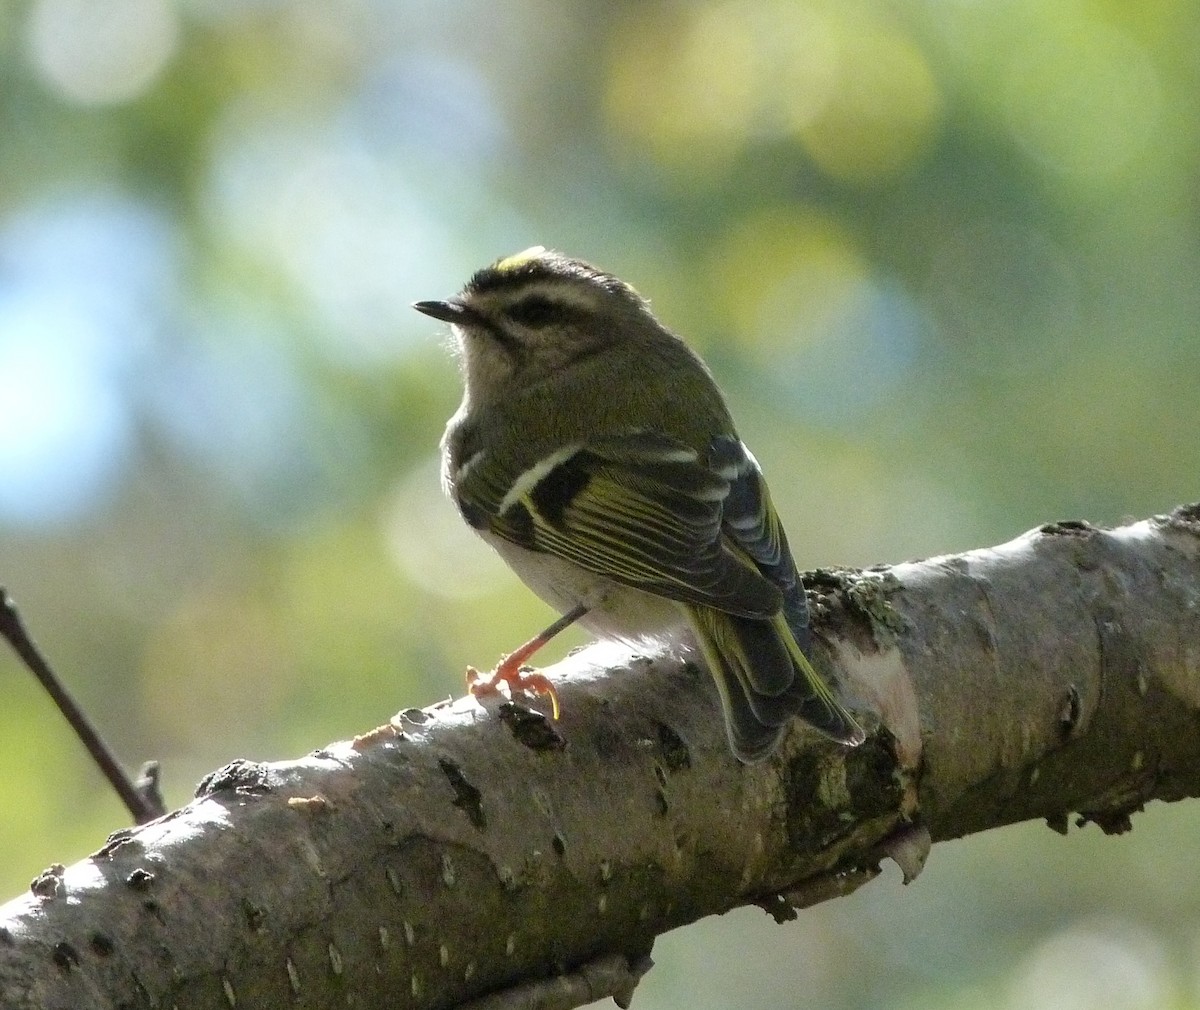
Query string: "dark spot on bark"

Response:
xmin=552 ymin=833 xmax=566 ymax=856
xmin=243 ymin=901 xmax=266 ymax=933
xmin=654 ymin=722 xmax=691 ymax=772
xmin=498 ymin=702 xmax=565 ymax=751
xmin=787 ymin=731 xmax=902 ymax=850
xmin=89 ymin=933 xmax=115 ymax=957
xmin=654 ymin=789 xmax=669 ymax=816
xmin=439 ymin=758 xmax=487 ymax=830
xmin=52 ymin=942 xmax=80 ymax=971
xmin=195 ymin=759 xmax=272 ymax=798
xmin=1058 ymin=684 xmax=1082 ymax=737
xmin=126 ymin=868 xmax=155 ymax=891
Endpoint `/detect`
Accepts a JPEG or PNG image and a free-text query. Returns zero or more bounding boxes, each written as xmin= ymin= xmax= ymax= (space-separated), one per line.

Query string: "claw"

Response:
xmin=467 ymin=658 xmax=561 ymax=720
xmin=464 ymin=605 xmax=586 ymax=722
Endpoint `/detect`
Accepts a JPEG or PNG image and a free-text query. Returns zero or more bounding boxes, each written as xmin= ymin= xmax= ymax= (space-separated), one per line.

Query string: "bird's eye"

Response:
xmin=505 ymin=295 xmax=560 ymax=328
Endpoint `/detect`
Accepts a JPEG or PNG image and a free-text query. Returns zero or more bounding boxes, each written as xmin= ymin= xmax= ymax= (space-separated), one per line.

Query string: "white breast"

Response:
xmin=479 ymin=529 xmax=685 ymax=647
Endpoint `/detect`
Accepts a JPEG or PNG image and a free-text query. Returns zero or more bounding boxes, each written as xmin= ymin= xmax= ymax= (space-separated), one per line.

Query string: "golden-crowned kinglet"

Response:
xmin=414 ymin=247 xmax=864 ymax=762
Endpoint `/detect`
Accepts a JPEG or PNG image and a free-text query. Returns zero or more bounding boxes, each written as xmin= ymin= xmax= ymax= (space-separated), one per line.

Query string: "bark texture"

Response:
xmin=1 ymin=506 xmax=1198 ymax=1010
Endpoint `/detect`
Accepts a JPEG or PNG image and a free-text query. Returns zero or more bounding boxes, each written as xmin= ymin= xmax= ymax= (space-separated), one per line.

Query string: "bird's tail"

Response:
xmin=686 ymin=604 xmax=865 ymax=762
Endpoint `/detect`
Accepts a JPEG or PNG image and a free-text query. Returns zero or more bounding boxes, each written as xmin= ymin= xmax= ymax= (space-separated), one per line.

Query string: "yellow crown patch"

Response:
xmin=494 ymin=246 xmax=547 ymax=272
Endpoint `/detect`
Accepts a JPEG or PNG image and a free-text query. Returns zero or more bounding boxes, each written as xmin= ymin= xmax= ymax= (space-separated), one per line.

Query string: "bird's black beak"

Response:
xmin=412 ymin=299 xmax=470 ymax=324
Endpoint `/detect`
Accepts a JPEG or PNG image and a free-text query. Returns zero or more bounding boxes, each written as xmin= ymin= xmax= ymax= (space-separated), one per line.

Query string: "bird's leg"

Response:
xmin=467 ymin=604 xmax=588 ymax=720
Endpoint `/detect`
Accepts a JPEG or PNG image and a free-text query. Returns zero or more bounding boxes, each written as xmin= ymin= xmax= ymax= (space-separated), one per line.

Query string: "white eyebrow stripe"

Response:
xmin=499 ymin=444 xmax=582 ymax=513
xmin=455 ymin=449 xmax=486 ymax=482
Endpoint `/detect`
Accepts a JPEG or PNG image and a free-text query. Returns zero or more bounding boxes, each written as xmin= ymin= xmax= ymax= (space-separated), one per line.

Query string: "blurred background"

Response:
xmin=1 ymin=0 xmax=1197 ymax=1006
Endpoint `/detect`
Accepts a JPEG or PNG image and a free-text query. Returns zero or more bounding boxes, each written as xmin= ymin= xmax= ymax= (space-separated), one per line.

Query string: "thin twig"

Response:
xmin=0 ymin=588 xmax=164 ymax=824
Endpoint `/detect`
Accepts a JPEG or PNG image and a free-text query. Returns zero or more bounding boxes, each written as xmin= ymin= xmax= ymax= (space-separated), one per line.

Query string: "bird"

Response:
xmin=412 ymin=247 xmax=865 ymax=762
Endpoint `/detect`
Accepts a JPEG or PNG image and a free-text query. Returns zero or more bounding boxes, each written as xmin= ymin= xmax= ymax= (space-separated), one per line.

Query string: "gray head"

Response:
xmin=413 ymin=247 xmax=656 ymax=400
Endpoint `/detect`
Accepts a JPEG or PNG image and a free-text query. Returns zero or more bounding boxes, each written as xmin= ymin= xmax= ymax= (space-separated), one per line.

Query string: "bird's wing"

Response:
xmin=708 ymin=435 xmax=786 ymax=569
xmin=460 ymin=431 xmax=784 ymax=618
xmin=710 ymin=435 xmax=812 ymax=646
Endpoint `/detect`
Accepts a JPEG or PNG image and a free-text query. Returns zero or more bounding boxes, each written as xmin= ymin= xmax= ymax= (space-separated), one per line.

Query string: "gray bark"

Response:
xmin=2 ymin=505 xmax=1198 ymax=1010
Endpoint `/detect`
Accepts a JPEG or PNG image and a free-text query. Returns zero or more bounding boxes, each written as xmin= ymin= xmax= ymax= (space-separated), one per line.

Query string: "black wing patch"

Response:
xmin=483 ymin=433 xmax=784 ymax=618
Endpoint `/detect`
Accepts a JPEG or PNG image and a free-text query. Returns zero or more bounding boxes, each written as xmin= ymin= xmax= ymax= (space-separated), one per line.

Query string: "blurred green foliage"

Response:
xmin=1 ymin=1 xmax=1197 ymax=1006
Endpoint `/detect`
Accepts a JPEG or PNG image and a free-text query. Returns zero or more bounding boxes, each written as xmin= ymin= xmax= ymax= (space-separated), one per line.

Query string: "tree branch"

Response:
xmin=2 ymin=506 xmax=1198 ymax=1010
xmin=0 ymin=589 xmax=165 ymax=824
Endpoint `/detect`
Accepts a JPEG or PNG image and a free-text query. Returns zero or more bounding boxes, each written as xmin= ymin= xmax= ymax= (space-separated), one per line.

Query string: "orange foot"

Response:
xmin=465 ymin=605 xmax=587 ymax=722
xmin=467 ymin=653 xmax=561 ymax=720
